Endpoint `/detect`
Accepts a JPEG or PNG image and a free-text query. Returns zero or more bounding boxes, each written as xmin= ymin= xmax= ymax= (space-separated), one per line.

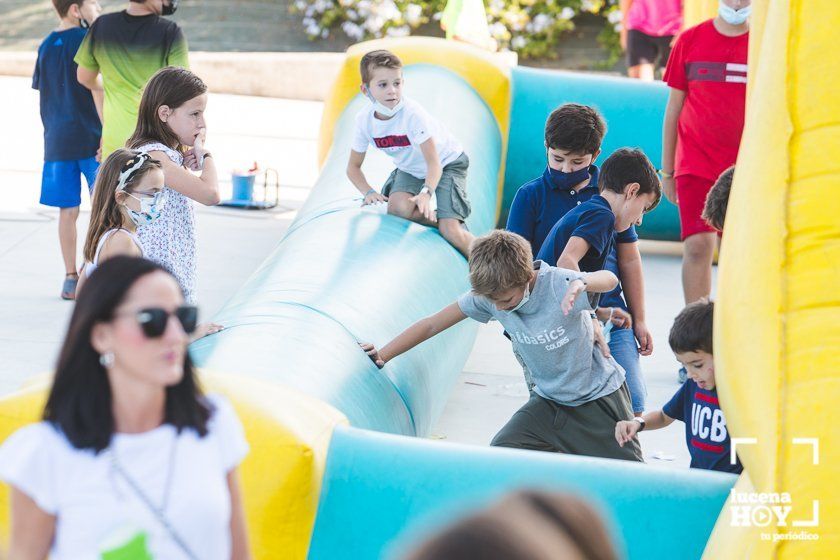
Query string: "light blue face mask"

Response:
xmin=718 ymin=1 xmax=751 ymax=25
xmin=365 ymin=90 xmax=404 ymax=118
xmin=126 ymin=190 xmax=166 ymax=227
xmin=504 ymin=283 xmax=531 ymax=314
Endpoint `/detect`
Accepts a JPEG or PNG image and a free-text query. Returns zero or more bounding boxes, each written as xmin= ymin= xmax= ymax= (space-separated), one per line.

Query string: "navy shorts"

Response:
xmin=626 ymin=29 xmax=674 ymax=70
xmin=40 ymin=157 xmax=98 ymax=208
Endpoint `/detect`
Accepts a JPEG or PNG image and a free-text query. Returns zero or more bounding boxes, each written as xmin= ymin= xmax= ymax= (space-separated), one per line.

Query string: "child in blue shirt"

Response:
xmin=615 ymin=299 xmax=742 ymax=474
xmin=507 ymin=105 xmax=654 ymax=415
xmin=535 ymin=147 xmax=661 ymax=416
xmin=35 ymin=0 xmax=103 ymax=300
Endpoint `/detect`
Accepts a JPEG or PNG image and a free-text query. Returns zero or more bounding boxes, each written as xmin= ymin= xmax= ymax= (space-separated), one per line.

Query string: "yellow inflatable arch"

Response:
xmin=709 ymin=0 xmax=839 ymax=556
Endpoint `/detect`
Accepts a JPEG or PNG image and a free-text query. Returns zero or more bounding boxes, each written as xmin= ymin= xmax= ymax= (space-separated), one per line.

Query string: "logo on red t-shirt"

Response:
xmin=374 ymin=135 xmax=411 ymax=149
xmin=686 ymin=62 xmax=748 ymax=84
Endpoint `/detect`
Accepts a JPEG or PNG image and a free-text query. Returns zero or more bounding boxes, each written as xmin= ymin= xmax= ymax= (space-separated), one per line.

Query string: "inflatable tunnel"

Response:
xmin=190 ymin=39 xmax=510 ymax=438
xmin=308 ymin=426 xmax=736 ymax=559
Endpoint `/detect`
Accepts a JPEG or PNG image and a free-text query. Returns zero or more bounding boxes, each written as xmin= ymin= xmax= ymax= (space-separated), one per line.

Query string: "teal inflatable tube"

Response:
xmin=191 ymin=65 xmax=502 ymax=436
xmin=503 ymin=66 xmax=680 ymax=241
xmin=308 ymin=426 xmax=737 ymax=559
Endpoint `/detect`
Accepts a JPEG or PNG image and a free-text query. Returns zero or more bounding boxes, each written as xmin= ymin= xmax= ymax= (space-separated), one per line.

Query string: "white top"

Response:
xmin=351 ymin=97 xmax=463 ymax=179
xmin=0 ymin=394 xmax=249 ymax=560
xmin=83 ymin=228 xmax=145 ymax=279
xmin=134 ymin=142 xmax=197 ymax=303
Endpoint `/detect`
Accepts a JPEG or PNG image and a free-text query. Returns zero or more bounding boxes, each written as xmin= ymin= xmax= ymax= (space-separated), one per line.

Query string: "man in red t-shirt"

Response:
xmin=661 ymin=0 xmax=750 ymax=307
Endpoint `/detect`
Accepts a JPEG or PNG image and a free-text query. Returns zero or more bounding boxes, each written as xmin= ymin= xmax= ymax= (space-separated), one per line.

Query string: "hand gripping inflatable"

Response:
xmin=0 ymin=372 xmax=348 ymax=558
xmin=708 ymin=0 xmax=839 ymax=556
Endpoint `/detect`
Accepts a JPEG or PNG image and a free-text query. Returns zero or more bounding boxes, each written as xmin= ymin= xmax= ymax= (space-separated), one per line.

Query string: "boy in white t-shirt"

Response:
xmin=347 ymin=49 xmax=475 ymax=257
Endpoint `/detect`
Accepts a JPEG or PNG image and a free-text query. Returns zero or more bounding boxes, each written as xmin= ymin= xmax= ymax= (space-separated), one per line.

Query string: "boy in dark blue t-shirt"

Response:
xmin=536 ymin=148 xmax=661 ymax=415
xmin=507 ymin=104 xmax=655 ymax=416
xmin=615 ymin=299 xmax=743 ymax=474
xmin=35 ymin=0 xmax=103 ymax=300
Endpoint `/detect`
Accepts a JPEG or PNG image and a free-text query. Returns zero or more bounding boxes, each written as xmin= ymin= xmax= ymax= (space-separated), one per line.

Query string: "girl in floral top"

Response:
xmin=126 ymin=68 xmax=219 ymax=303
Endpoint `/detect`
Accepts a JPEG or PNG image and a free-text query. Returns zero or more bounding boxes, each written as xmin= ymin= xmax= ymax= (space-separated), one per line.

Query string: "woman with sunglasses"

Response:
xmin=0 ymin=257 xmax=251 ymax=559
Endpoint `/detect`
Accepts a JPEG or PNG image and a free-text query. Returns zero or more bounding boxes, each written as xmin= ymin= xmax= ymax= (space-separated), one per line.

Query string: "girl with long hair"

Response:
xmin=126 ymin=66 xmax=220 ymax=305
xmin=76 ymin=148 xmax=164 ymax=294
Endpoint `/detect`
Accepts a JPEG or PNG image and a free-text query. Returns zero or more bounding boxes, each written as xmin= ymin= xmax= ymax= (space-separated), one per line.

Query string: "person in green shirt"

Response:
xmin=76 ymin=0 xmax=188 ymax=158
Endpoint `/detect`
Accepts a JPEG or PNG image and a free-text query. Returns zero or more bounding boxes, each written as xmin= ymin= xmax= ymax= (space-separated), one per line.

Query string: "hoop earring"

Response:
xmin=99 ymin=352 xmax=115 ymax=367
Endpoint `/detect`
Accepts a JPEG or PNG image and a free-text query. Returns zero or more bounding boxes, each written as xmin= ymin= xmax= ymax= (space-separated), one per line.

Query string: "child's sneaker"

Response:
xmin=61 ymin=275 xmax=78 ymax=300
xmin=678 ymin=366 xmax=687 ymax=383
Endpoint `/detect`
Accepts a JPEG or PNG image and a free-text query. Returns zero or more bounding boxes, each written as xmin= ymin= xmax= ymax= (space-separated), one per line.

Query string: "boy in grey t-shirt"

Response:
xmin=361 ymin=230 xmax=643 ymax=462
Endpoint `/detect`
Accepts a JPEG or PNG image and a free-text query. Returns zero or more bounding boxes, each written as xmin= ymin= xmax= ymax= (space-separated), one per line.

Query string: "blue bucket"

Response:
xmin=231 ymin=172 xmax=257 ymax=202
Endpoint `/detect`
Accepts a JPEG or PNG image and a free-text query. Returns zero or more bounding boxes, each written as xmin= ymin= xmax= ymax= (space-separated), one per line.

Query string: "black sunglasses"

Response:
xmin=133 ymin=306 xmax=198 ymax=337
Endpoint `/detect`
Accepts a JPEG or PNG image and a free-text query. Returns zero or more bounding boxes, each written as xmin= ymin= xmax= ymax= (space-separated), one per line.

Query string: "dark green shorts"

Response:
xmin=491 ymin=383 xmax=643 ymax=462
xmin=382 ymin=152 xmax=471 ymax=221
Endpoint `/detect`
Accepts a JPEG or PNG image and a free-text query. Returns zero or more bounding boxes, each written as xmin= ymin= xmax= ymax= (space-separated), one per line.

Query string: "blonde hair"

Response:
xmin=83 ymin=149 xmax=162 ymax=263
xmin=469 ymin=230 xmax=533 ymax=296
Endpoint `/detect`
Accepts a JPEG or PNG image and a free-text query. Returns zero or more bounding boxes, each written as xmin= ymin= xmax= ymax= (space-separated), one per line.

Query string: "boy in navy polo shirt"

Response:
xmin=615 ymin=300 xmax=742 ymax=474
xmin=536 ymin=147 xmax=661 ymax=415
xmin=507 ymin=105 xmax=654 ymax=416
xmin=35 ymin=0 xmax=103 ymax=300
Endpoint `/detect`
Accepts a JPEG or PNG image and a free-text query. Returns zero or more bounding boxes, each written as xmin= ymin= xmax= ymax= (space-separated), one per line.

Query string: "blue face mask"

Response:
xmin=718 ymin=1 xmax=751 ymax=25
xmin=126 ymin=190 xmax=166 ymax=227
xmin=547 ymin=165 xmax=591 ymax=191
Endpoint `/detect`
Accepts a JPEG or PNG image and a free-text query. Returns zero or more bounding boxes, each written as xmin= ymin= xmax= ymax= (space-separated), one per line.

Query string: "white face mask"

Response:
xmin=718 ymin=1 xmax=751 ymax=25
xmin=365 ymin=90 xmax=404 ymax=118
xmin=504 ymin=284 xmax=531 ymax=314
xmin=125 ymin=190 xmax=166 ymax=227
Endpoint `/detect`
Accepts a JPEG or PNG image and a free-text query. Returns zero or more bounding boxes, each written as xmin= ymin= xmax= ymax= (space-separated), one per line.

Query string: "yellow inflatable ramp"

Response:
xmin=0 ymin=371 xmax=348 ymax=559
xmin=710 ymin=0 xmax=840 ymax=556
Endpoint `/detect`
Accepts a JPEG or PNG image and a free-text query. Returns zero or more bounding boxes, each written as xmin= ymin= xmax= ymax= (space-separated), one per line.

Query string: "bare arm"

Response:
xmin=579 ymin=270 xmax=619 ymax=294
xmin=366 ymin=303 xmax=467 ymax=366
xmin=418 ymin=138 xmax=442 ymax=190
xmin=617 ymin=241 xmax=652 ymax=354
xmin=150 ymin=149 xmax=220 ymax=206
xmin=615 ymin=409 xmax=675 ymax=446
xmin=76 ymin=232 xmax=142 ymax=297
xmin=9 ymin=487 xmax=55 ymax=560
xmin=77 ymin=66 xmax=104 ymax=123
xmin=228 ymin=469 xmax=252 ymax=560
xmin=346 ymin=149 xmax=373 ymax=195
xmin=556 ymin=236 xmax=590 ymax=271
xmin=662 ymin=88 xmax=686 ymax=203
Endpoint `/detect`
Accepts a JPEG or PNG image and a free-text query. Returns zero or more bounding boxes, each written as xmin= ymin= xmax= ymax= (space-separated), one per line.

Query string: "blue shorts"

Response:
xmin=609 ymin=327 xmax=647 ymax=413
xmin=40 ymin=158 xmax=99 ymax=208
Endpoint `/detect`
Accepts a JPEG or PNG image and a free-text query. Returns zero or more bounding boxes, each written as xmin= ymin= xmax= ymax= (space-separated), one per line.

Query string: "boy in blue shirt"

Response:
xmin=534 ymin=146 xmax=661 ymax=416
xmin=35 ymin=0 xmax=103 ymax=300
xmin=615 ymin=299 xmax=742 ymax=474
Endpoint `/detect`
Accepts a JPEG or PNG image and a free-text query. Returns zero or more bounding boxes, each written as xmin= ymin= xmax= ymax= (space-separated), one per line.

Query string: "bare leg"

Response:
xmin=58 ymin=206 xmax=80 ymax=275
xmin=627 ymin=63 xmax=656 ymax=81
xmin=439 ymin=218 xmax=475 ymax=258
xmin=681 ymin=232 xmax=717 ymax=303
xmin=387 ymin=192 xmax=436 ymax=227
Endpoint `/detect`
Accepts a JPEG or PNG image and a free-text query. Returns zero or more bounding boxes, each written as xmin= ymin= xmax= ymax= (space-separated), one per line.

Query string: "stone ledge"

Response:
xmin=0 ymin=50 xmax=345 ymax=101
